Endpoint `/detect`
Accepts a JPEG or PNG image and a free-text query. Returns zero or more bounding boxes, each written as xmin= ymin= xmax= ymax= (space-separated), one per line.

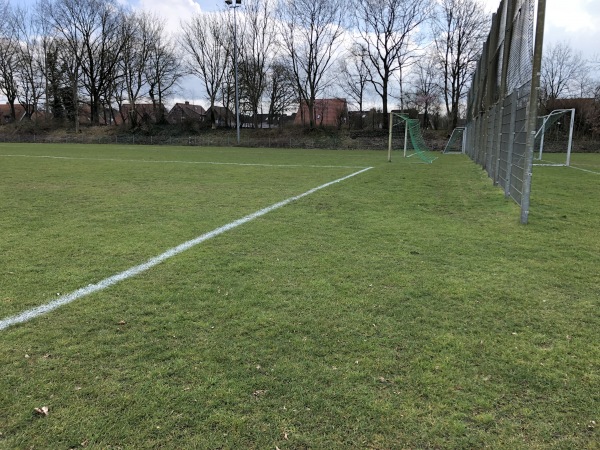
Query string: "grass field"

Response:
xmin=0 ymin=143 xmax=598 ymax=449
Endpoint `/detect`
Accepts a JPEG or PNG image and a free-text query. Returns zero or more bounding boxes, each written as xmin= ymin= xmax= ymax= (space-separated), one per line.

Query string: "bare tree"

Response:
xmin=541 ymin=42 xmax=588 ymax=103
xmin=406 ymin=50 xmax=442 ymax=129
xmin=120 ymin=12 xmax=163 ymax=127
xmin=220 ymin=66 xmax=235 ymax=127
xmin=0 ymin=1 xmax=19 ymax=122
xmin=12 ymin=6 xmax=47 ymax=120
xmin=145 ymin=33 xmax=183 ymax=124
xmin=0 ymin=0 xmax=8 ymax=31
xmin=46 ymin=0 xmax=129 ymax=126
xmin=180 ymin=12 xmax=230 ymax=128
xmin=278 ymin=0 xmax=345 ymax=129
xmin=353 ymin=0 xmax=433 ymax=129
xmin=338 ymin=44 xmax=370 ymax=129
xmin=237 ymin=0 xmax=276 ymax=128
xmin=433 ymin=0 xmax=487 ymax=131
xmin=265 ymin=59 xmax=296 ymax=127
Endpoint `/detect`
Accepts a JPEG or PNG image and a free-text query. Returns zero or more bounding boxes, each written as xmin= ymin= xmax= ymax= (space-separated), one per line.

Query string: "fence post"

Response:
xmin=520 ymin=0 xmax=547 ymax=224
xmin=504 ymin=92 xmax=518 ymax=198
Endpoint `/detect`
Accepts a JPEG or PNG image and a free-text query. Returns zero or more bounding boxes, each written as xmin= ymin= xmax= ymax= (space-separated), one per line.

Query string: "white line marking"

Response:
xmin=533 ymin=162 xmax=600 ymax=175
xmin=0 ymin=167 xmax=373 ymax=331
xmin=568 ymin=165 xmax=600 ymax=175
xmin=0 ymin=154 xmax=366 ymax=169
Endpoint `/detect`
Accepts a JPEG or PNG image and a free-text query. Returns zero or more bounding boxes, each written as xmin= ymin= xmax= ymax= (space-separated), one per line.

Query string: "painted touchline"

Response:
xmin=568 ymin=165 xmax=600 ymax=175
xmin=0 ymin=154 xmax=367 ymax=169
xmin=0 ymin=167 xmax=373 ymax=332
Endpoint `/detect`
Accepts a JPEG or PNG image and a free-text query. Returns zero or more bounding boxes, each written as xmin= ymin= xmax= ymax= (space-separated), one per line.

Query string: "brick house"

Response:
xmin=294 ymin=98 xmax=348 ymax=128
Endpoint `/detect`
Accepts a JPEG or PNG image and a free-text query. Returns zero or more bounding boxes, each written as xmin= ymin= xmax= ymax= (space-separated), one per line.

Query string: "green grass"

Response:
xmin=0 ymin=143 xmax=598 ymax=449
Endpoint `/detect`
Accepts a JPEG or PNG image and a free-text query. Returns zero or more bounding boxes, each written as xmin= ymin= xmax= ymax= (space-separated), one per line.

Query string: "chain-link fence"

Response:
xmin=464 ymin=0 xmax=546 ymax=223
xmin=0 ymin=131 xmax=398 ymax=151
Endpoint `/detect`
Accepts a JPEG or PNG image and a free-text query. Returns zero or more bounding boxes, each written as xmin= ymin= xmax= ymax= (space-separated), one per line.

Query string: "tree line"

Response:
xmin=538 ymin=42 xmax=600 ymax=137
xmin=0 ymin=0 xmax=527 ymax=132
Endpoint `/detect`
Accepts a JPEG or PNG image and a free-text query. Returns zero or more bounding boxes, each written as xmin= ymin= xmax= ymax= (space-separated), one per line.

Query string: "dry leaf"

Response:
xmin=34 ymin=406 xmax=49 ymax=416
xmin=118 ymin=320 xmax=127 ymax=325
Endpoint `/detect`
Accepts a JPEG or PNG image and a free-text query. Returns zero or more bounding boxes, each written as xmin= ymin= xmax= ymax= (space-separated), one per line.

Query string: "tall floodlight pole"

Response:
xmin=225 ymin=0 xmax=242 ymax=145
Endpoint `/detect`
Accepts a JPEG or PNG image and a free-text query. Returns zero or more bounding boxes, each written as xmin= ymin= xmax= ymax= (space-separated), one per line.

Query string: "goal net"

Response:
xmin=443 ymin=127 xmax=466 ymax=153
xmin=387 ymin=113 xmax=437 ymax=163
xmin=533 ymin=109 xmax=574 ymax=167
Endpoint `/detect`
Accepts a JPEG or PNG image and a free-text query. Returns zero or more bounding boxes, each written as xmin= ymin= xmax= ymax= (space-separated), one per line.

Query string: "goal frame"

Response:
xmin=443 ymin=127 xmax=466 ymax=154
xmin=534 ymin=108 xmax=575 ymax=167
xmin=387 ymin=112 xmax=436 ymax=163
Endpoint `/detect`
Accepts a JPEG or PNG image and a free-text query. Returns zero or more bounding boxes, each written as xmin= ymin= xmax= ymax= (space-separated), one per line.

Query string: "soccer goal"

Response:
xmin=534 ymin=109 xmax=575 ymax=167
xmin=387 ymin=112 xmax=437 ymax=163
xmin=443 ymin=127 xmax=466 ymax=154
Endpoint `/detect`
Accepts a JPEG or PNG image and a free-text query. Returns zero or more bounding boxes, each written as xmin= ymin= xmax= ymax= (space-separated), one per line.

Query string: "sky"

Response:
xmin=3 ymin=0 xmax=600 ymax=106
xmin=138 ymin=0 xmax=600 ymax=60
xmin=482 ymin=0 xmax=600 ymax=59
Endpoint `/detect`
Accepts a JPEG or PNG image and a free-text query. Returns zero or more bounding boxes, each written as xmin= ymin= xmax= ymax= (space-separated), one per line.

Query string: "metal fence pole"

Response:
xmin=505 ymin=92 xmax=518 ymax=198
xmin=520 ymin=0 xmax=547 ymax=224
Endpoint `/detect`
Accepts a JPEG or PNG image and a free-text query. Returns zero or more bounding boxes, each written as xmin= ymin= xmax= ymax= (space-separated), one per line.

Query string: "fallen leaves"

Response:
xmin=33 ymin=406 xmax=49 ymax=417
xmin=252 ymin=390 xmax=267 ymax=398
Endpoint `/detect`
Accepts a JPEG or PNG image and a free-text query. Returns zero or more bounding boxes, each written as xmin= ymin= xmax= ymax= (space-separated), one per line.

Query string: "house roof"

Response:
xmin=173 ymin=102 xmax=205 ymax=116
xmin=167 ymin=102 xmax=206 ymax=123
xmin=206 ymin=105 xmax=234 ymax=115
xmin=0 ymin=103 xmax=27 ymax=123
xmin=120 ymin=103 xmax=166 ymax=123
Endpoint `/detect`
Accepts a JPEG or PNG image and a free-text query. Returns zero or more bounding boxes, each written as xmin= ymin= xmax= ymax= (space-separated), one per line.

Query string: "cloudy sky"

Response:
xmin=483 ymin=0 xmax=600 ymax=58
xmin=5 ymin=0 xmax=600 ymax=106
xmin=10 ymin=0 xmax=598 ymax=55
xmin=133 ymin=0 xmax=600 ymax=56
xmin=131 ymin=0 xmax=600 ymax=60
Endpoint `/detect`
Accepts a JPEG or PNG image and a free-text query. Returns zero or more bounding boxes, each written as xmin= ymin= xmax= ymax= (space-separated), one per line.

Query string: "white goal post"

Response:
xmin=534 ymin=108 xmax=575 ymax=167
xmin=443 ymin=127 xmax=466 ymax=154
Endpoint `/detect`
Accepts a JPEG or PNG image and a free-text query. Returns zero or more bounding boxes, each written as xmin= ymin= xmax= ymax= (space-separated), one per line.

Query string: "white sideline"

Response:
xmin=0 ymin=154 xmax=366 ymax=169
xmin=568 ymin=165 xmax=600 ymax=175
xmin=0 ymin=167 xmax=373 ymax=331
xmin=533 ymin=162 xmax=600 ymax=175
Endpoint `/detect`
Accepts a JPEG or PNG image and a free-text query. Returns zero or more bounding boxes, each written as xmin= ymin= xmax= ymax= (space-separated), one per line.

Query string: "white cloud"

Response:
xmin=481 ymin=0 xmax=600 ymax=58
xmin=546 ymin=0 xmax=597 ymax=33
xmin=135 ymin=0 xmax=203 ymax=31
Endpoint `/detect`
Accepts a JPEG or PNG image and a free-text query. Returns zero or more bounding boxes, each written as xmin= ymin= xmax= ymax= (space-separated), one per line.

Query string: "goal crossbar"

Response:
xmin=387 ymin=113 xmax=437 ymax=163
xmin=443 ymin=127 xmax=466 ymax=154
xmin=534 ymin=108 xmax=575 ymax=167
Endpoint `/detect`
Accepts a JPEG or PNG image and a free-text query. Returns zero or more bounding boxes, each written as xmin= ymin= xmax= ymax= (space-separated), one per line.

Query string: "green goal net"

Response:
xmin=387 ymin=113 xmax=437 ymax=163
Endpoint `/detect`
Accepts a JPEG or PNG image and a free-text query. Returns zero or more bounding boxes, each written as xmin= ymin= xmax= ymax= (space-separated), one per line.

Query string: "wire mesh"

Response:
xmin=390 ymin=113 xmax=437 ymax=163
xmin=464 ymin=0 xmax=541 ymax=219
xmin=443 ymin=127 xmax=465 ymax=153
